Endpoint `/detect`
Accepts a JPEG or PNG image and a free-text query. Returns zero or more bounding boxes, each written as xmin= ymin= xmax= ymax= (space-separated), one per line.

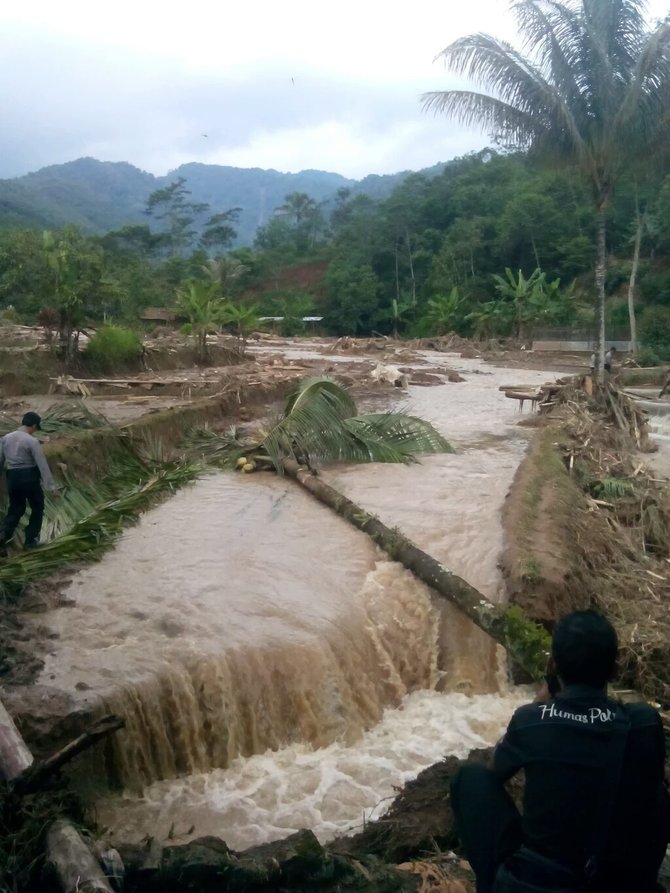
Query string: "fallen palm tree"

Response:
xmin=189 ymin=376 xmax=551 ymax=679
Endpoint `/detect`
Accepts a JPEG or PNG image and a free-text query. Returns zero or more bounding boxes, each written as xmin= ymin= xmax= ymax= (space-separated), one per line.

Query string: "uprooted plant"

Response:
xmin=187 ymin=375 xmax=454 ymax=471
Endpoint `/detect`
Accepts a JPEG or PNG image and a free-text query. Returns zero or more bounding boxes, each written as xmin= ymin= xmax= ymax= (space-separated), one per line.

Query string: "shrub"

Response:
xmin=85 ymin=325 xmax=142 ymax=371
xmin=0 ymin=306 xmax=20 ymax=325
xmin=637 ymin=346 xmax=663 ymax=367
xmin=639 ymin=306 xmax=670 ymax=353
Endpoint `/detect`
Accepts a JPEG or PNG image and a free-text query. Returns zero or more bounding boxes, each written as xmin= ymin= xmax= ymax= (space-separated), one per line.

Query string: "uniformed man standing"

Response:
xmin=0 ymin=412 xmax=59 ymax=549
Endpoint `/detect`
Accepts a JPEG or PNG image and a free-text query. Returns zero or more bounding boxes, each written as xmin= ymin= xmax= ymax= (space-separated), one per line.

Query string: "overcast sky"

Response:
xmin=1 ymin=0 xmax=668 ymax=181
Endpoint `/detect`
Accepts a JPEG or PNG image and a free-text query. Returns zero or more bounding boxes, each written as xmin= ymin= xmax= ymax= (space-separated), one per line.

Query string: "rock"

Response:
xmin=447 ymin=372 xmax=466 ymax=383
xmin=121 ymin=830 xmax=416 ymax=892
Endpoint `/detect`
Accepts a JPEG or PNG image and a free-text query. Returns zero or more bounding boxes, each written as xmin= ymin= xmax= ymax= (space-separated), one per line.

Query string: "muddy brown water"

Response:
xmin=18 ymin=344 xmax=556 ymax=850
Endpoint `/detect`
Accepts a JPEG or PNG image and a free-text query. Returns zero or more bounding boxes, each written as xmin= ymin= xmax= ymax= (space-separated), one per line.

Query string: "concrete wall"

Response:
xmin=532 ymin=340 xmax=632 ymax=353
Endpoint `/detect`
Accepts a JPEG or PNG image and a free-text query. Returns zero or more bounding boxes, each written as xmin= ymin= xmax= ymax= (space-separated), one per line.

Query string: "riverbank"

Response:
xmin=1 ymin=338 xmax=668 ymax=893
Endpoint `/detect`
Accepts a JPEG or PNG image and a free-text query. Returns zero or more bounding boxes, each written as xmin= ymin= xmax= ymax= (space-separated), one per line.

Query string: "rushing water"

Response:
xmin=24 ymin=346 xmax=555 ymax=849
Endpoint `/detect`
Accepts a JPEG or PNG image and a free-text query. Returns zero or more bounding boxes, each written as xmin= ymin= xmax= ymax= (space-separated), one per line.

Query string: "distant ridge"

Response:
xmin=0 ymin=157 xmax=446 ymax=244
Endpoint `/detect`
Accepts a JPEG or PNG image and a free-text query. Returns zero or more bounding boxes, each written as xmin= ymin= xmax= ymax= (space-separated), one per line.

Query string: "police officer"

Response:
xmin=451 ymin=611 xmax=668 ymax=892
xmin=0 ymin=411 xmax=59 ymax=549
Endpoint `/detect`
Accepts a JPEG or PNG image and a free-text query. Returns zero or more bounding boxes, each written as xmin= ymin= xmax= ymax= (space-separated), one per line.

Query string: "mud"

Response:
xmin=501 ymin=424 xmax=589 ymax=624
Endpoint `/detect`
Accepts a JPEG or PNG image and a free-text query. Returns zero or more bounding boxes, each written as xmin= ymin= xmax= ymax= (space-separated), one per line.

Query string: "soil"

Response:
xmin=2 ymin=333 xmax=669 ymax=892
xmin=501 ymin=425 xmax=590 ymax=623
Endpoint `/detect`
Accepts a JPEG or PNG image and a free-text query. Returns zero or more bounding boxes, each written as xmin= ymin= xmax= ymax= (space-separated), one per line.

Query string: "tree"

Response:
xmin=145 ymin=178 xmax=209 ymax=257
xmin=42 ymin=228 xmax=107 ymax=361
xmin=424 ymin=287 xmax=467 ymax=335
xmin=275 ymin=192 xmax=324 ymax=253
xmin=220 ymin=303 xmax=261 ymax=355
xmin=200 ymin=208 xmax=241 ymax=254
xmin=324 ymin=261 xmax=382 ymax=335
xmin=176 ymin=280 xmax=225 ymax=363
xmin=424 ymin=0 xmax=670 ymax=377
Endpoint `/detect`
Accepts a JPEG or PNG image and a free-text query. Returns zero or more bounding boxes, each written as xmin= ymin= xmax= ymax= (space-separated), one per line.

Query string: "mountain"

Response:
xmin=0 ymin=157 xmax=446 ymax=245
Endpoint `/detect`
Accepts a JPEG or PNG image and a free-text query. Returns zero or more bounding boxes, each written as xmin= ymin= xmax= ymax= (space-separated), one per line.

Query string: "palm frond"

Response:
xmin=0 ymin=461 xmax=200 ymax=593
xmin=184 ymin=425 xmax=247 ymax=467
xmin=284 ymin=375 xmax=357 ymax=418
xmin=595 ymin=476 xmax=636 ymax=499
xmin=429 ymin=33 xmax=587 ymax=158
xmin=0 ymin=402 xmax=110 ymax=437
xmin=342 ymin=413 xmax=455 ymax=464
xmin=189 ymin=378 xmax=454 ymax=472
xmin=260 ymin=376 xmax=359 ymax=470
xmin=422 ymin=90 xmax=541 ymax=147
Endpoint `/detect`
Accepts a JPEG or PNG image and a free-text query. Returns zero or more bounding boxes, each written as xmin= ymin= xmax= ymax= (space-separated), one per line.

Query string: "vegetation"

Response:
xmin=190 ymin=376 xmax=453 ymax=472
xmin=2 ymin=8 xmax=670 ymax=356
xmin=0 ymin=446 xmax=201 ymax=594
xmin=3 ymin=148 xmax=670 ymax=353
xmin=84 ymin=324 xmax=142 ymax=371
xmin=423 ymin=0 xmax=670 ymax=367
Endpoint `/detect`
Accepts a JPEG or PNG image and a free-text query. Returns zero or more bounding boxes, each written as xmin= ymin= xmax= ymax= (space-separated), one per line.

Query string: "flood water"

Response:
xmin=25 ymin=344 xmax=555 ymax=850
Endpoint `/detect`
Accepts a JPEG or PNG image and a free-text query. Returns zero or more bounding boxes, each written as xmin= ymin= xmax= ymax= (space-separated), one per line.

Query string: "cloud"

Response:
xmin=0 ymin=24 xmax=483 ymax=179
xmin=3 ymin=0 xmax=667 ymax=180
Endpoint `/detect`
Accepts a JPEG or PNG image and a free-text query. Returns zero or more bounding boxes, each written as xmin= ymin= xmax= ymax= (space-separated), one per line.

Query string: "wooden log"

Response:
xmin=0 ymin=699 xmax=33 ymax=781
xmin=13 ymin=714 xmax=123 ymax=794
xmin=0 ymin=698 xmax=117 ymax=893
xmin=46 ymin=820 xmax=114 ymax=893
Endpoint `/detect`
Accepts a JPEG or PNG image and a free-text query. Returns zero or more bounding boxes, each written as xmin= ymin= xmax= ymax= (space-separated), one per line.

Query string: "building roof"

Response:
xmin=140 ymin=307 xmax=176 ymax=322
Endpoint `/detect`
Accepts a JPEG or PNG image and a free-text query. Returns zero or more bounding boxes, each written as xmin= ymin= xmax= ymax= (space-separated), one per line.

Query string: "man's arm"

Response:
xmin=493 ymin=712 xmax=525 ymax=782
xmin=0 ymin=437 xmax=4 ymax=472
xmin=29 ymin=438 xmax=57 ymax=491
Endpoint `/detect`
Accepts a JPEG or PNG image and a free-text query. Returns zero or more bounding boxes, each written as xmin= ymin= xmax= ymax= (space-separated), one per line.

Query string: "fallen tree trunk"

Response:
xmin=0 ymin=698 xmax=116 ymax=893
xmin=13 ymin=714 xmax=123 ymax=795
xmin=0 ymin=699 xmax=33 ymax=780
xmin=281 ymin=459 xmax=547 ymax=677
xmin=46 ymin=821 xmax=114 ymax=893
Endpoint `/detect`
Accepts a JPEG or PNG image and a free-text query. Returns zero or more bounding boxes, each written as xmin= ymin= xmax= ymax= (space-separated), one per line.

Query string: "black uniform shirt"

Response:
xmin=494 ymin=685 xmax=667 ymax=882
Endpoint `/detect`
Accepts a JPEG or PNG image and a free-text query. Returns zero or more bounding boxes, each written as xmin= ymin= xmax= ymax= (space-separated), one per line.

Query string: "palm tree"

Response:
xmin=187 ymin=377 xmax=551 ymax=677
xmin=423 ymin=0 xmax=670 ymax=377
xmin=190 ymin=376 xmax=454 ymax=472
xmin=175 ymin=280 xmax=225 ymax=363
xmin=220 ymin=302 xmax=261 ymax=355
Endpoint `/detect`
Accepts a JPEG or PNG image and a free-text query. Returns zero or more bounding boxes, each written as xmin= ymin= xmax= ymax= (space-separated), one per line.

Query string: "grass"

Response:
xmin=0 ymin=444 xmax=201 ymax=596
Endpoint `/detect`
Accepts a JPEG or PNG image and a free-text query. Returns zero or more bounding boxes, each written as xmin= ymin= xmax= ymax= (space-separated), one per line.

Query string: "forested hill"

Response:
xmin=0 ymin=157 xmax=442 ymax=244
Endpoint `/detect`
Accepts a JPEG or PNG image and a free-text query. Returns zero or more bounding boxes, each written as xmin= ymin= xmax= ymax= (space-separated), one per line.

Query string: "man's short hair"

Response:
xmin=552 ymin=610 xmax=618 ymax=688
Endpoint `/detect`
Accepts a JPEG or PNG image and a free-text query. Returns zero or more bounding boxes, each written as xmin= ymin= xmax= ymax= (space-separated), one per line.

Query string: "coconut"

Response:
xmin=242 ymin=462 xmax=255 ymax=473
xmin=236 ymin=457 xmax=247 ymax=468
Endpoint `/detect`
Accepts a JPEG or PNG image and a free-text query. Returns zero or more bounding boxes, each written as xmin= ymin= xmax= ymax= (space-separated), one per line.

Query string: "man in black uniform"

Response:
xmin=451 ymin=611 xmax=668 ymax=892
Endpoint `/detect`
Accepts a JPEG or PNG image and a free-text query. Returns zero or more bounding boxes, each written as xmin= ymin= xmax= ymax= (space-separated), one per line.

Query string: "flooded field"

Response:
xmin=21 ymin=344 xmax=556 ymax=849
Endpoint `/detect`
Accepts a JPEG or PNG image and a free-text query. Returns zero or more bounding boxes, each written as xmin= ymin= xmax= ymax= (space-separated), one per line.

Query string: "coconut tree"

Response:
xmin=423 ymin=0 xmax=670 ymax=377
xmin=188 ymin=376 xmax=551 ymax=675
xmin=191 ymin=376 xmax=454 ymax=472
xmin=176 ymin=279 xmax=225 ymax=363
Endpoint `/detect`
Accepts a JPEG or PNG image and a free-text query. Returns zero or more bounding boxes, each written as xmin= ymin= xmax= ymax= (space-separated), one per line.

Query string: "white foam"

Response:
xmin=96 ymin=688 xmax=527 ymax=849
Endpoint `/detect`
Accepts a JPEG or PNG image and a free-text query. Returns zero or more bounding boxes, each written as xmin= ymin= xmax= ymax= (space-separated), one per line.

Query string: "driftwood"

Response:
xmin=0 ymin=699 xmax=33 ymax=780
xmin=46 ymin=821 xmax=114 ymax=893
xmin=0 ymin=698 xmax=119 ymax=893
xmin=282 ymin=459 xmax=508 ymax=648
xmin=13 ymin=714 xmax=123 ymax=794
